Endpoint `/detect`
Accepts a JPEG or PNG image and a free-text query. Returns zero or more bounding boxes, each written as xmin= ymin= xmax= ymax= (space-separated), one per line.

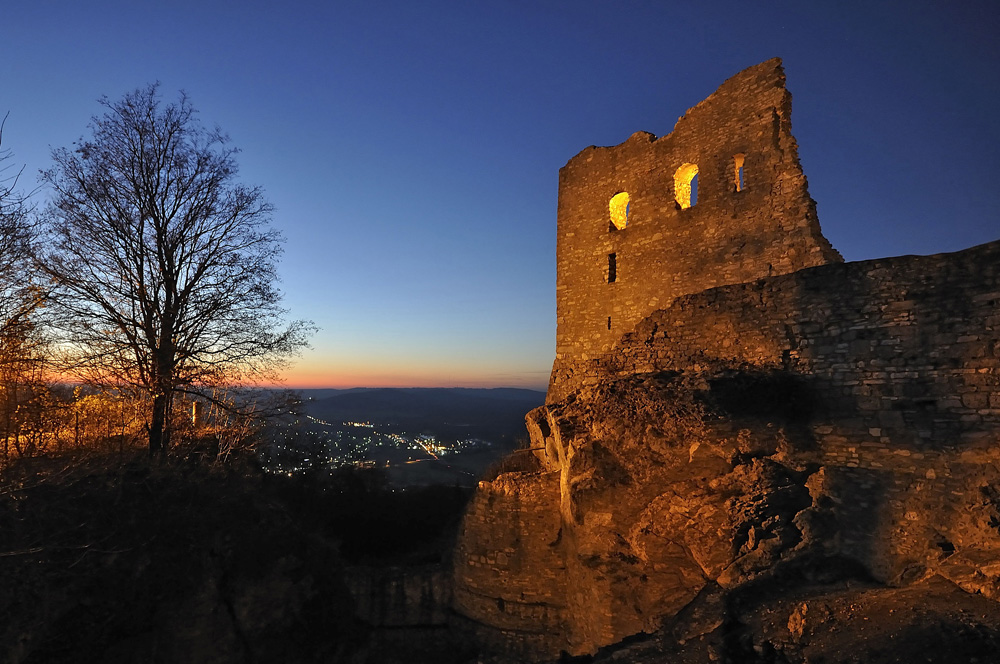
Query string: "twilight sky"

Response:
xmin=3 ymin=0 xmax=998 ymax=390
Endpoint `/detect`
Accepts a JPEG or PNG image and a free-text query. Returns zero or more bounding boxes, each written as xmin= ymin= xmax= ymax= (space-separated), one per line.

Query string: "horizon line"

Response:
xmin=275 ymin=384 xmax=549 ymax=392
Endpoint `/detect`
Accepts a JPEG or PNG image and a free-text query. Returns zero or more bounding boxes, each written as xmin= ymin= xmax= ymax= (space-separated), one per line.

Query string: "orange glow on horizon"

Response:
xmin=44 ymin=361 xmax=548 ymax=392
xmin=272 ymin=356 xmax=549 ymax=391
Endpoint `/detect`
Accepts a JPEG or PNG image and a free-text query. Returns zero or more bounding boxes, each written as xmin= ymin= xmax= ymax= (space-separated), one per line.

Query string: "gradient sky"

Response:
xmin=3 ymin=1 xmax=998 ymax=390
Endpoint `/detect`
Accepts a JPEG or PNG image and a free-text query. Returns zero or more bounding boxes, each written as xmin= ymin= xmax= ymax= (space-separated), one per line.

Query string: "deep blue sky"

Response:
xmin=3 ymin=1 xmax=998 ymax=389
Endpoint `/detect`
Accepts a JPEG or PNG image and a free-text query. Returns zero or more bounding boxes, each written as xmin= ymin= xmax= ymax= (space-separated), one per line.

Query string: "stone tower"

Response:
xmin=550 ymin=58 xmax=842 ymax=400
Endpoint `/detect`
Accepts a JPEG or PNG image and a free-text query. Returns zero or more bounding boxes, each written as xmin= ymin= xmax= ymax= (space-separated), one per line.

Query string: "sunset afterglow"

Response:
xmin=4 ymin=1 xmax=998 ymax=390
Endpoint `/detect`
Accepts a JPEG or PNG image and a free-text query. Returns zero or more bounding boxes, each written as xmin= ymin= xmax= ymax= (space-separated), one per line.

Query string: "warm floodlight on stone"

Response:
xmin=608 ymin=191 xmax=630 ymax=230
xmin=454 ymin=57 xmax=1000 ymax=661
xmin=673 ymin=162 xmax=699 ymax=209
xmin=733 ymin=152 xmax=746 ymax=192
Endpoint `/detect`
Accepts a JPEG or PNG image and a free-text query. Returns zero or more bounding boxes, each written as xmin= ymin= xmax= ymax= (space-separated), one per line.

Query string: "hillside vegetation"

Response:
xmin=0 ymin=448 xmax=474 ymax=663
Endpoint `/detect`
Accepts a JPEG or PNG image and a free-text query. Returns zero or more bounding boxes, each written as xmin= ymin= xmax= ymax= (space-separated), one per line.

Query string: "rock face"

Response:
xmin=452 ymin=58 xmax=1000 ymax=660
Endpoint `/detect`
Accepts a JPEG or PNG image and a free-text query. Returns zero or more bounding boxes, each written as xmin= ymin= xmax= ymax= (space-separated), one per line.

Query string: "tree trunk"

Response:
xmin=149 ymin=391 xmax=167 ymax=458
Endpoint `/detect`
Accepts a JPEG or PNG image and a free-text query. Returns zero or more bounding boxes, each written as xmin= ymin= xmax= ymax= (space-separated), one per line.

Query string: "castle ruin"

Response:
xmin=551 ymin=58 xmax=841 ymax=400
xmin=453 ymin=58 xmax=1000 ymax=660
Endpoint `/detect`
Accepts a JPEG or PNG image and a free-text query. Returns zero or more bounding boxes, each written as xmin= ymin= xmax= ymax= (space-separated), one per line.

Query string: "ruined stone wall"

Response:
xmin=552 ymin=58 xmax=841 ymax=399
xmin=453 ymin=58 xmax=1000 ymax=660
xmin=591 ymin=239 xmax=1000 ymax=577
xmin=602 ymin=239 xmax=1000 ymax=441
xmin=454 ymin=240 xmax=1000 ymax=659
xmin=452 ymin=471 xmax=568 ymax=657
xmin=342 ymin=564 xmax=460 ymax=661
xmin=344 ymin=564 xmax=452 ymax=628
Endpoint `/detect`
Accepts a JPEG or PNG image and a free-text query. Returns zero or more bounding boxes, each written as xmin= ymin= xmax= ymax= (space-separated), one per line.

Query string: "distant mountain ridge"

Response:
xmin=298 ymin=387 xmax=545 ymax=443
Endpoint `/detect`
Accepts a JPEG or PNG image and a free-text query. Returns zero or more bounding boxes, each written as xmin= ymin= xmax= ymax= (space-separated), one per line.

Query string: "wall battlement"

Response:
xmin=552 ymin=58 xmax=841 ymax=398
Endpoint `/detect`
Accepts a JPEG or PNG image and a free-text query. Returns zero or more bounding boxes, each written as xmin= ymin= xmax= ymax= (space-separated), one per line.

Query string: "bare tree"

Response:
xmin=0 ymin=112 xmax=40 ymax=331
xmin=0 ymin=113 xmax=48 ymax=463
xmin=38 ymin=85 xmax=312 ymax=456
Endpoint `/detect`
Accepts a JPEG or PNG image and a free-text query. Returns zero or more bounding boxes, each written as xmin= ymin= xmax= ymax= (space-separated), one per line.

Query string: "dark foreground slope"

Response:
xmin=0 ymin=452 xmax=476 ymax=664
xmin=0 ymin=453 xmax=361 ymax=663
xmin=7 ymin=447 xmax=1000 ymax=664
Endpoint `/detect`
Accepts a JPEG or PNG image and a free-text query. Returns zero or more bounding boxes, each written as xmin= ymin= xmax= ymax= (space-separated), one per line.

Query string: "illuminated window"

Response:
xmin=609 ymin=192 xmax=630 ymax=230
xmin=674 ymin=163 xmax=699 ymax=209
xmin=734 ymin=153 xmax=745 ymax=192
xmin=608 ymin=253 xmax=617 ymax=283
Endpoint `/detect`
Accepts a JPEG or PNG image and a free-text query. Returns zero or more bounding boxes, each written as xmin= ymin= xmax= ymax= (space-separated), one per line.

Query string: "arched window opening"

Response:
xmin=607 ymin=253 xmax=617 ymax=283
xmin=674 ymin=163 xmax=699 ymax=209
xmin=609 ymin=192 xmax=630 ymax=230
xmin=734 ymin=153 xmax=746 ymax=192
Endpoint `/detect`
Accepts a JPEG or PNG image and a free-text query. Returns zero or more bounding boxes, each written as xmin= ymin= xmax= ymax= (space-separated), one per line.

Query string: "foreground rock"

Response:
xmin=456 ymin=350 xmax=1000 ymax=659
xmin=452 ymin=57 xmax=1000 ymax=661
xmin=592 ymin=574 xmax=1000 ymax=664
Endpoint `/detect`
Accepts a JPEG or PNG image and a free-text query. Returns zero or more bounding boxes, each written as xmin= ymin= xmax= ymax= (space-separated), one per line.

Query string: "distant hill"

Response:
xmin=298 ymin=387 xmax=546 ymax=444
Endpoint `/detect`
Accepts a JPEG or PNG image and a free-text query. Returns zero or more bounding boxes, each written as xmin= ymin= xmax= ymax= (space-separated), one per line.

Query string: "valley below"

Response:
xmin=263 ymin=387 xmax=545 ymax=487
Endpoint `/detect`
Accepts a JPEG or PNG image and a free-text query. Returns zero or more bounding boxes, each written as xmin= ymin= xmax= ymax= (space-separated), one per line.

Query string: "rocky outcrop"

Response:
xmin=456 ymin=373 xmax=822 ymax=657
xmin=454 ymin=54 xmax=1000 ymax=660
xmin=453 ymin=240 xmax=1000 ymax=659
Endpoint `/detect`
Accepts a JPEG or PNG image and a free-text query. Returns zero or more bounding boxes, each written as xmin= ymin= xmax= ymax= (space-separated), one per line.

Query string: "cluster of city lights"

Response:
xmin=262 ymin=415 xmax=493 ymax=477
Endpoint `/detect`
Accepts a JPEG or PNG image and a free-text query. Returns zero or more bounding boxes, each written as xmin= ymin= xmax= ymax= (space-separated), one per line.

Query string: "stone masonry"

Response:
xmin=453 ymin=59 xmax=1000 ymax=660
xmin=551 ymin=57 xmax=841 ymax=401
